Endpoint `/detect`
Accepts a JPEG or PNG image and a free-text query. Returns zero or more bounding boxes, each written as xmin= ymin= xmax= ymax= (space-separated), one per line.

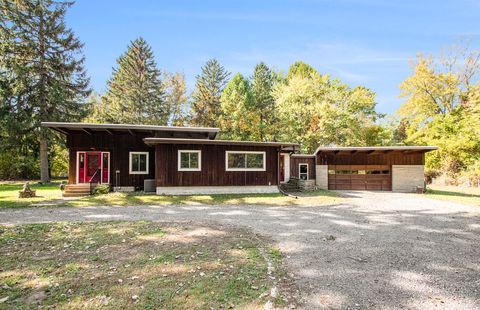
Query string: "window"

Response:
xmin=366 ymin=170 xmax=390 ymax=175
xmin=178 ymin=150 xmax=201 ymax=171
xmin=79 ymin=153 xmax=85 ymax=168
xmin=299 ymin=163 xmax=308 ymax=180
xmin=129 ymin=152 xmax=149 ymax=174
xmin=226 ymin=151 xmax=266 ymax=171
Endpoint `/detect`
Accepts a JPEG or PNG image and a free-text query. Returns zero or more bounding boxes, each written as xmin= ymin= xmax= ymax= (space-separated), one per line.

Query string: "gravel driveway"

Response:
xmin=1 ymin=191 xmax=479 ymax=309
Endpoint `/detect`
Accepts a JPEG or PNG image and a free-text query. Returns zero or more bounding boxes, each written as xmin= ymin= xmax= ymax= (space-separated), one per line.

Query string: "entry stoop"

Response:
xmin=280 ymin=178 xmax=301 ymax=192
xmin=63 ymin=184 xmax=91 ymax=197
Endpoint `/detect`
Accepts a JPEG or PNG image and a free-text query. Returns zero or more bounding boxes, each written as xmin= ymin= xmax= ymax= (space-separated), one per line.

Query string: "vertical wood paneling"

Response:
xmin=290 ymin=157 xmax=316 ymax=180
xmin=316 ymin=151 xmax=425 ymax=165
xmin=155 ymin=144 xmax=279 ymax=186
xmin=67 ymin=132 xmax=155 ymax=187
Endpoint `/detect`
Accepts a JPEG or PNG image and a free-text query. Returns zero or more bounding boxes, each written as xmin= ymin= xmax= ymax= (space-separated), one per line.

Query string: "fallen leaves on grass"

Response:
xmin=0 ymin=221 xmax=297 ymax=309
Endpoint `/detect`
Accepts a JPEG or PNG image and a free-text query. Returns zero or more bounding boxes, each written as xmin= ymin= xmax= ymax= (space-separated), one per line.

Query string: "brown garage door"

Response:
xmin=328 ymin=165 xmax=391 ymax=191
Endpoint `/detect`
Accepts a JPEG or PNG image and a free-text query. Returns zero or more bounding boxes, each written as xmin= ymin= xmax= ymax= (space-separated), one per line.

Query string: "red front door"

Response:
xmin=86 ymin=152 xmax=101 ymax=183
xmin=77 ymin=152 xmax=109 ymax=184
xmin=280 ymin=154 xmax=285 ymax=182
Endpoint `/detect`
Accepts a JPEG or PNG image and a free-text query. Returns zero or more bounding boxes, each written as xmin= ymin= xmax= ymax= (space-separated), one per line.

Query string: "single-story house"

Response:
xmin=42 ymin=122 xmax=437 ymax=195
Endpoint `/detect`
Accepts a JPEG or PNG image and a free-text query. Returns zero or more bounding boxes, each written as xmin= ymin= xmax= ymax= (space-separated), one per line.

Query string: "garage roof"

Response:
xmin=314 ymin=146 xmax=438 ymax=154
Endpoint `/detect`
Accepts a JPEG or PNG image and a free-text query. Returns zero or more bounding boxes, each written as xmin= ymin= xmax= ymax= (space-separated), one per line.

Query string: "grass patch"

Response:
xmin=426 ymin=185 xmax=480 ymax=207
xmin=65 ymin=190 xmax=341 ymax=208
xmin=0 ymin=181 xmax=64 ymax=208
xmin=0 ymin=221 xmax=295 ymax=309
xmin=0 ymin=181 xmax=342 ymax=209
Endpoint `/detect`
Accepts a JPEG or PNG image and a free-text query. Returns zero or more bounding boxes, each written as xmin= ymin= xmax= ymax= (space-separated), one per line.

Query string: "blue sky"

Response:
xmin=66 ymin=0 xmax=479 ymax=114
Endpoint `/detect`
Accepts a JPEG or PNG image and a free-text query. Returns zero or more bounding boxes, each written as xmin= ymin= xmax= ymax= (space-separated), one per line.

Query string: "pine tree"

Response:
xmin=251 ymin=62 xmax=277 ymax=141
xmin=164 ymin=71 xmax=188 ymax=126
xmin=190 ymin=59 xmax=230 ymax=127
xmin=0 ymin=0 xmax=90 ymax=182
xmin=101 ymin=37 xmax=167 ymax=125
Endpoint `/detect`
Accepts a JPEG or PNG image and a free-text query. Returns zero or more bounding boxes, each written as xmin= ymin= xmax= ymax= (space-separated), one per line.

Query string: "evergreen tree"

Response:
xmin=190 ymin=59 xmax=230 ymax=127
xmin=219 ymin=73 xmax=257 ymax=140
xmin=101 ymin=37 xmax=167 ymax=125
xmin=83 ymin=92 xmax=108 ymax=123
xmin=251 ymin=62 xmax=277 ymax=141
xmin=164 ymin=71 xmax=188 ymax=126
xmin=0 ymin=0 xmax=90 ymax=182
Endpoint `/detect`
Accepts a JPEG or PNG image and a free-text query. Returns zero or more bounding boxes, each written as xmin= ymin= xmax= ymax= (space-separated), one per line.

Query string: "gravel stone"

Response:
xmin=1 ymin=191 xmax=479 ymax=309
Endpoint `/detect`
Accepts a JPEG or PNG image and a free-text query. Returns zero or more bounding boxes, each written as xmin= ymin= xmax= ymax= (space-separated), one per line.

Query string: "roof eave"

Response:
xmin=41 ymin=122 xmax=220 ymax=139
xmin=314 ymin=146 xmax=439 ymax=154
xmin=143 ymin=137 xmax=299 ymax=150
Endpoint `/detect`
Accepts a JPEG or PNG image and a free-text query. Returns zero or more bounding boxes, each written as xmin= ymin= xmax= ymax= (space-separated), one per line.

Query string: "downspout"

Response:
xmin=277 ymin=146 xmax=298 ymax=199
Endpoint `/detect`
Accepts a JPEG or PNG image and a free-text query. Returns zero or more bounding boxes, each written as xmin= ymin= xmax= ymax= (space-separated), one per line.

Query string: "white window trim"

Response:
xmin=225 ymin=151 xmax=266 ymax=171
xmin=299 ymin=163 xmax=309 ymax=180
xmin=76 ymin=151 xmax=83 ymax=184
xmin=129 ymin=151 xmax=149 ymax=175
xmin=178 ymin=150 xmax=202 ymax=171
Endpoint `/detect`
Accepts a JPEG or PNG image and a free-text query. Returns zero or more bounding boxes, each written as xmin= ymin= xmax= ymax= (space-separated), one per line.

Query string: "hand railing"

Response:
xmin=88 ymin=168 xmax=101 ymax=194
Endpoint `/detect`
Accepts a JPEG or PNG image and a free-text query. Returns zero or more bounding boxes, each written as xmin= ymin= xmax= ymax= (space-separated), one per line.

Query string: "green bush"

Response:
xmin=50 ymin=145 xmax=69 ymax=178
xmin=0 ymin=152 xmax=40 ymax=180
xmin=93 ymin=184 xmax=111 ymax=195
xmin=461 ymin=160 xmax=480 ymax=187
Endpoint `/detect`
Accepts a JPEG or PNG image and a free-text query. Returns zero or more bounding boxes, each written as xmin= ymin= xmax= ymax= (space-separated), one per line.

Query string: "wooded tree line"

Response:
xmin=1 ymin=0 xmax=479 ymax=185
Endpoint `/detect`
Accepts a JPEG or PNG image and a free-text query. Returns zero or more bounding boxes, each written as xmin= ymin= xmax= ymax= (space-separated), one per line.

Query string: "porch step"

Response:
xmin=63 ymin=184 xmax=92 ymax=197
xmin=65 ymin=184 xmax=90 ymax=190
xmin=63 ymin=191 xmax=90 ymax=197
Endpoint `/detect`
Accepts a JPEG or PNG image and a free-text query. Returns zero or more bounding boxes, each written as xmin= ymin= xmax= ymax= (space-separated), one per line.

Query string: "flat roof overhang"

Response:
xmin=291 ymin=154 xmax=316 ymax=158
xmin=144 ymin=137 xmax=299 ymax=151
xmin=314 ymin=146 xmax=438 ymax=155
xmin=41 ymin=122 xmax=219 ymax=139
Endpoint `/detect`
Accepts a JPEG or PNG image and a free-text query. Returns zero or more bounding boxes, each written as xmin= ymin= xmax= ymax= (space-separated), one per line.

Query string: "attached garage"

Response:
xmin=314 ymin=146 xmax=437 ymax=192
xmin=328 ymin=165 xmax=391 ymax=191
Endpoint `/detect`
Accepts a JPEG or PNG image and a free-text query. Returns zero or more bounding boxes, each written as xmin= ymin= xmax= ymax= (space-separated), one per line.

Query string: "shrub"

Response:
xmin=462 ymin=161 xmax=480 ymax=187
xmin=93 ymin=184 xmax=111 ymax=195
xmin=0 ymin=152 xmax=40 ymax=180
xmin=424 ymin=169 xmax=440 ymax=184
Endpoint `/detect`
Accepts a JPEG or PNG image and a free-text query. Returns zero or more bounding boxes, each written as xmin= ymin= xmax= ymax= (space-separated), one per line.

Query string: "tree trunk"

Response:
xmin=39 ymin=133 xmax=50 ymax=183
xmin=38 ymin=11 xmax=49 ymax=184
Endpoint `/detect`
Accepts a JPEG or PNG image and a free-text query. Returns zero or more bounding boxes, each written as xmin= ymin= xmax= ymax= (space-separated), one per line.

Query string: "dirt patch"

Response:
xmin=0 ymin=221 xmax=298 ymax=309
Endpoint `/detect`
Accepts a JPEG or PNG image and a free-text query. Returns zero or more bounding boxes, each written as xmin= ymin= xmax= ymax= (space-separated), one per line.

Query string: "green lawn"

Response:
xmin=0 ymin=181 xmax=342 ymax=209
xmin=0 ymin=182 xmax=65 ymax=208
xmin=426 ymin=185 xmax=480 ymax=207
xmin=0 ymin=221 xmax=294 ymax=309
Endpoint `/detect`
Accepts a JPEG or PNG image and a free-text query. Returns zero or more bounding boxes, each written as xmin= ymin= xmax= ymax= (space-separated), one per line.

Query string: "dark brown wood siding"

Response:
xmin=290 ymin=157 xmax=316 ymax=180
xmin=318 ymin=151 xmax=425 ymax=191
xmin=67 ymin=132 xmax=155 ymax=187
xmin=155 ymin=144 xmax=279 ymax=187
xmin=316 ymin=151 xmax=424 ymax=166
